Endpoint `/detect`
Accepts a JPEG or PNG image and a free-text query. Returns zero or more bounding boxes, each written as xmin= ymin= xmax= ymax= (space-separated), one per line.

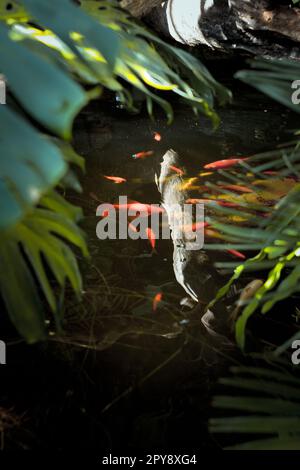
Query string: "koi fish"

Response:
xmin=132 ymin=151 xmax=154 ymax=160
xmin=153 ymin=292 xmax=163 ymax=311
xmin=170 ymin=165 xmax=184 ymax=176
xmin=104 ymin=175 xmax=127 ymax=184
xmin=227 ymin=249 xmax=246 ymax=260
xmin=153 ymin=132 xmax=162 ymax=142
xmin=204 ymin=157 xmax=248 ymax=170
xmin=146 ymin=227 xmax=156 ymax=250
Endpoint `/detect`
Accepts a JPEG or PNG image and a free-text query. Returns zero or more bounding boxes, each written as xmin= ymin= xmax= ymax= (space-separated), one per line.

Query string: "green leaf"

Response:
xmin=0 ymin=238 xmax=46 ymax=343
xmin=0 ymin=22 xmax=88 ymax=138
xmin=0 ymin=105 xmax=67 ymax=229
xmin=21 ymin=0 xmax=120 ymax=68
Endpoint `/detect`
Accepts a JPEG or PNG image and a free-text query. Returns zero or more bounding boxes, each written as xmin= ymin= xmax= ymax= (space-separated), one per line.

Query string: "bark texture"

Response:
xmin=120 ymin=0 xmax=300 ymax=59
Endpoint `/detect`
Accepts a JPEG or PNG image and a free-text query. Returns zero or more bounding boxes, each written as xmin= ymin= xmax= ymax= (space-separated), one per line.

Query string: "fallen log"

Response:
xmin=121 ymin=0 xmax=300 ymax=59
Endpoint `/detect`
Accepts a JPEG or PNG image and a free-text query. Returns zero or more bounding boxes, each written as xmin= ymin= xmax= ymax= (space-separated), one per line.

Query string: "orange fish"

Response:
xmin=216 ymin=200 xmax=241 ymax=208
xmin=186 ymin=198 xmax=204 ymax=204
xmin=104 ymin=175 xmax=127 ymax=184
xmin=219 ymin=184 xmax=253 ymax=193
xmin=187 ymin=198 xmax=238 ymax=208
xmin=227 ymin=249 xmax=246 ymax=260
xmin=153 ymin=132 xmax=162 ymax=142
xmin=153 ymin=292 xmax=163 ymax=311
xmin=170 ymin=165 xmax=184 ymax=176
xmin=263 ymin=171 xmax=279 ymax=176
xmin=146 ymin=227 xmax=156 ymax=250
xmin=113 ymin=201 xmax=164 ymax=215
xmin=204 ymin=157 xmax=248 ymax=170
xmin=132 ymin=151 xmax=154 ymax=160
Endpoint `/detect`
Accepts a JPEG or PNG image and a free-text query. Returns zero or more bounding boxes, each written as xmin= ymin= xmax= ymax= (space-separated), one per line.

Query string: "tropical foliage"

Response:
xmin=201 ymin=58 xmax=300 ymax=349
xmin=0 ymin=0 xmax=230 ymax=342
xmin=210 ymin=357 xmax=300 ymax=450
xmin=207 ymin=58 xmax=300 ymax=450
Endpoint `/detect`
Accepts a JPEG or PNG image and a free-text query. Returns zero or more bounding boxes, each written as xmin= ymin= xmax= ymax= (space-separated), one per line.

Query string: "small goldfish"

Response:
xmin=198 ymin=172 xmax=213 ymax=177
xmin=170 ymin=165 xmax=184 ymax=176
xmin=180 ymin=178 xmax=202 ymax=191
xmin=227 ymin=249 xmax=246 ymax=260
xmin=153 ymin=132 xmax=162 ymax=142
xmin=186 ymin=198 xmax=204 ymax=204
xmin=132 ymin=151 xmax=154 ymax=160
xmin=146 ymin=227 xmax=156 ymax=250
xmin=204 ymin=157 xmax=248 ymax=170
xmin=113 ymin=201 xmax=164 ymax=215
xmin=188 ymin=198 xmax=239 ymax=208
xmin=216 ymin=200 xmax=241 ymax=208
xmin=263 ymin=170 xmax=279 ymax=176
xmin=219 ymin=184 xmax=253 ymax=193
xmin=153 ymin=292 xmax=163 ymax=311
xmin=104 ymin=176 xmax=127 ymax=184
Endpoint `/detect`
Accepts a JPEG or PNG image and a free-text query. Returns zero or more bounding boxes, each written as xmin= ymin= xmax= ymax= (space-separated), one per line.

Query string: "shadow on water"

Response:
xmin=1 ymin=84 xmax=296 ymax=450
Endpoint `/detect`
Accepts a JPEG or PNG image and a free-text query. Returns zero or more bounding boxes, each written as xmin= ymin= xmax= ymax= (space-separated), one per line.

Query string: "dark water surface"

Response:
xmin=1 ymin=84 xmax=295 ymax=450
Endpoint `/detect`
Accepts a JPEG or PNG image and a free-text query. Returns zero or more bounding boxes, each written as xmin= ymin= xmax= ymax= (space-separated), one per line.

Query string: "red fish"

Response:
xmin=146 ymin=227 xmax=156 ymax=250
xmin=227 ymin=249 xmax=246 ymax=260
xmin=219 ymin=184 xmax=253 ymax=193
xmin=153 ymin=292 xmax=163 ymax=311
xmin=170 ymin=165 xmax=184 ymax=176
xmin=263 ymin=171 xmax=279 ymax=176
xmin=204 ymin=157 xmax=248 ymax=170
xmin=216 ymin=200 xmax=241 ymax=208
xmin=132 ymin=151 xmax=154 ymax=160
xmin=113 ymin=201 xmax=164 ymax=215
xmin=153 ymin=132 xmax=162 ymax=142
xmin=186 ymin=198 xmax=204 ymax=204
xmin=104 ymin=175 xmax=127 ymax=184
xmin=187 ymin=198 xmax=239 ymax=208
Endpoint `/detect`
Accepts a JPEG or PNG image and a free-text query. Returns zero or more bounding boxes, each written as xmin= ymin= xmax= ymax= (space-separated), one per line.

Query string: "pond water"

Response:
xmin=2 ymin=81 xmax=297 ymax=450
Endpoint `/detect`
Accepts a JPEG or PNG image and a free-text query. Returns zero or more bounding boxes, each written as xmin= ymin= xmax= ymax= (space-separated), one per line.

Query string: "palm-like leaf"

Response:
xmin=201 ymin=59 xmax=300 ymax=349
xmin=210 ymin=360 xmax=300 ymax=450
